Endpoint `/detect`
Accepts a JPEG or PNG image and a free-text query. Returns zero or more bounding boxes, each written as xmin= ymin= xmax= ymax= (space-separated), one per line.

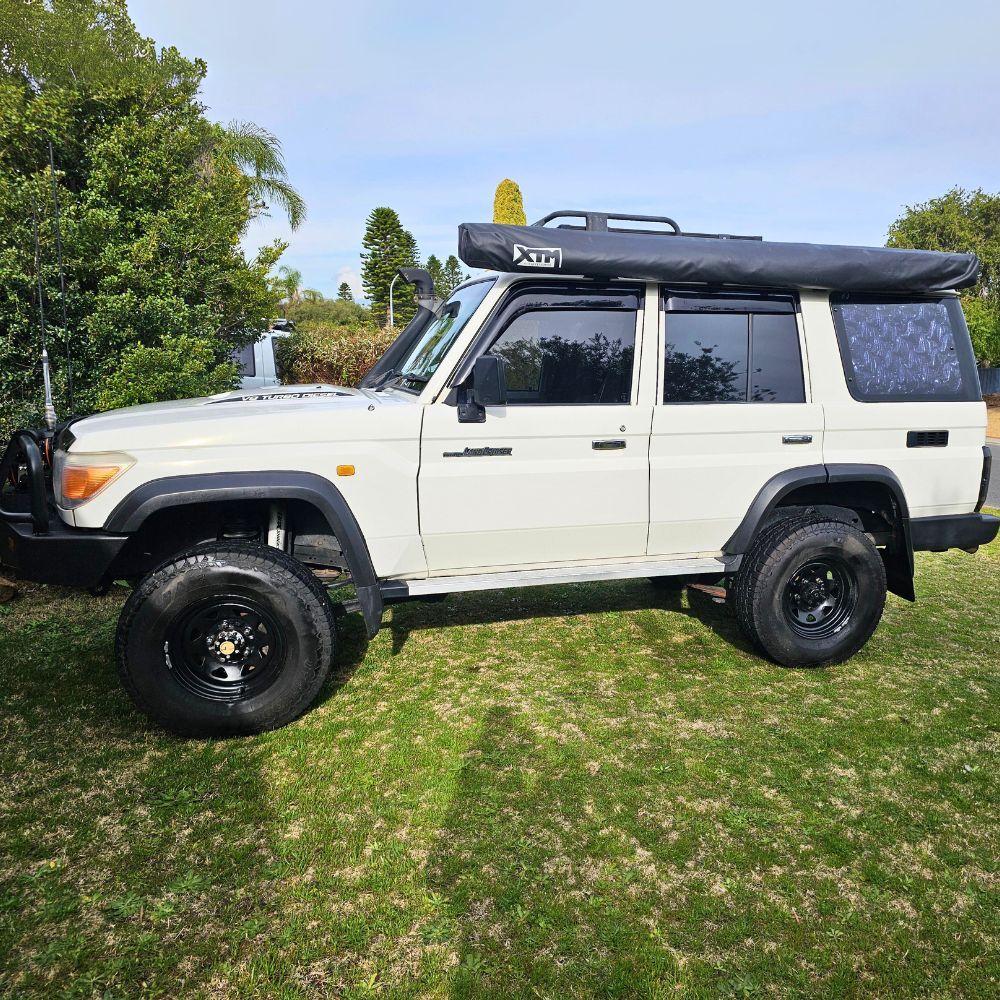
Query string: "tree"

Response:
xmin=360 ymin=206 xmax=419 ymax=326
xmin=274 ymin=266 xmax=302 ymax=307
xmin=97 ymin=334 xmax=237 ymax=410
xmin=0 ymin=0 xmax=294 ymax=429
xmin=271 ymin=264 xmax=323 ymax=312
xmin=440 ymin=255 xmax=467 ymax=298
xmin=493 ymin=178 xmax=527 ymax=225
xmin=961 ymin=295 xmax=1000 ymax=368
xmin=272 ymin=266 xmax=320 ymax=313
xmin=287 ymin=297 xmax=369 ymax=328
xmin=337 ymin=281 xmax=353 ymax=301
xmin=214 ymin=121 xmax=305 ymax=230
xmin=425 ymin=254 xmax=445 ymax=298
xmin=423 ymin=252 xmax=467 ymax=300
xmin=887 ymin=188 xmax=1000 ymax=365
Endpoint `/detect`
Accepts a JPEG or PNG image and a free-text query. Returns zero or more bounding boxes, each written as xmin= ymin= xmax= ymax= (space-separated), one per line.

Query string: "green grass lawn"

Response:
xmin=1 ymin=521 xmax=998 ymax=999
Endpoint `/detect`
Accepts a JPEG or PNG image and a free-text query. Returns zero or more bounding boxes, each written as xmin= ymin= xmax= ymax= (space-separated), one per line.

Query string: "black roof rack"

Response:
xmin=532 ymin=210 xmax=762 ymax=242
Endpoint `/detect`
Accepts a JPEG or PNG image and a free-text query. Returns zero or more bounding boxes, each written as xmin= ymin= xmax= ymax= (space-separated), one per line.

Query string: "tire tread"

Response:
xmin=731 ymin=513 xmax=886 ymax=666
xmin=116 ymin=542 xmax=336 ymax=736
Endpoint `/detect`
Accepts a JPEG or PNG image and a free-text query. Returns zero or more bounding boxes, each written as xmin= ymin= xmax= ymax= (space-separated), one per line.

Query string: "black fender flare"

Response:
xmin=105 ymin=471 xmax=384 ymax=636
xmin=825 ymin=463 xmax=912 ymax=574
xmin=722 ymin=464 xmax=828 ymax=555
xmin=723 ymin=463 xmax=914 ymax=599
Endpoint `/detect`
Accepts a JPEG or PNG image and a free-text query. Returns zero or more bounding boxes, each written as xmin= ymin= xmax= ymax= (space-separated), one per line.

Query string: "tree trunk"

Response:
xmin=0 ymin=576 xmax=16 ymax=604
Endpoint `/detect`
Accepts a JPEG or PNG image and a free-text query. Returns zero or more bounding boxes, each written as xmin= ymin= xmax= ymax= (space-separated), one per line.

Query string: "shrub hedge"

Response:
xmin=275 ymin=323 xmax=397 ymax=387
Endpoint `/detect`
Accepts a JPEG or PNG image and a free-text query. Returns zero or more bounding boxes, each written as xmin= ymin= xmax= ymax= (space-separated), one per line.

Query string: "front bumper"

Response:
xmin=1 ymin=506 xmax=128 ymax=588
xmin=1 ymin=430 xmax=128 ymax=588
xmin=911 ymin=513 xmax=1000 ymax=553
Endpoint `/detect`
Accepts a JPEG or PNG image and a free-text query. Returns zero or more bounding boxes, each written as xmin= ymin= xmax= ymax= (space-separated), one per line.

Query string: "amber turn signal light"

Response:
xmin=336 ymin=465 xmax=355 ymax=477
xmin=61 ymin=465 xmax=126 ymax=502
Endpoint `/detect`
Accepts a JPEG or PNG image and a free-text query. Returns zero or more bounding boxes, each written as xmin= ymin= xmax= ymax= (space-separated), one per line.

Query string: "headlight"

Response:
xmin=54 ymin=450 xmax=134 ymax=509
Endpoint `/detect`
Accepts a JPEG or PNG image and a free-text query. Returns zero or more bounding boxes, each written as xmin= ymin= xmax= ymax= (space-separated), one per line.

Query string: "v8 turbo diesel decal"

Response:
xmin=512 ymin=244 xmax=562 ymax=269
xmin=210 ymin=390 xmax=352 ymax=404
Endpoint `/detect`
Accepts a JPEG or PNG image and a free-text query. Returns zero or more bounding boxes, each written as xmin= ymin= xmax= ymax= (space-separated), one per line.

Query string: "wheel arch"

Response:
xmin=724 ymin=463 xmax=915 ymax=601
xmin=105 ymin=472 xmax=384 ymax=636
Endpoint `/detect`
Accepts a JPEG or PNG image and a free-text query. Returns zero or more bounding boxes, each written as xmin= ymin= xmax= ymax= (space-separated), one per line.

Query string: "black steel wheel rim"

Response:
xmin=782 ymin=558 xmax=857 ymax=639
xmin=166 ymin=595 xmax=287 ymax=702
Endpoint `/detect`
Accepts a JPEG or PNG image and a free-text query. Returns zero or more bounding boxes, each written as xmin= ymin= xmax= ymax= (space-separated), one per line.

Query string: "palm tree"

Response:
xmin=217 ymin=121 xmax=306 ymax=230
xmin=274 ymin=266 xmax=321 ymax=314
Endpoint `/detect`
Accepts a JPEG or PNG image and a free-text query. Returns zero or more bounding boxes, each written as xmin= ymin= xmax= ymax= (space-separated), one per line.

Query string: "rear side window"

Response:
xmin=490 ymin=309 xmax=636 ymax=404
xmin=831 ymin=295 xmax=981 ymax=402
xmin=235 ymin=341 xmax=256 ymax=377
xmin=662 ymin=293 xmax=805 ymax=404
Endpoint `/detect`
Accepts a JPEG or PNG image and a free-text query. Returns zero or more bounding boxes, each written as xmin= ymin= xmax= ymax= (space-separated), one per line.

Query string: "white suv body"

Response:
xmin=60 ymin=272 xmax=988 ymax=574
xmin=3 ymin=211 xmax=995 ymax=735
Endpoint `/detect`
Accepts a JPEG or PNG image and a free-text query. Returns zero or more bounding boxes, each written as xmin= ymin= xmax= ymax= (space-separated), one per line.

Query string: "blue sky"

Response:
xmin=128 ymin=0 xmax=1000 ymax=300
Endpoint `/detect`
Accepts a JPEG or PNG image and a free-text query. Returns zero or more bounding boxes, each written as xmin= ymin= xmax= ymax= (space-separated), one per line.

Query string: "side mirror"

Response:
xmin=472 ymin=354 xmax=507 ymax=406
xmin=458 ymin=354 xmax=507 ymax=423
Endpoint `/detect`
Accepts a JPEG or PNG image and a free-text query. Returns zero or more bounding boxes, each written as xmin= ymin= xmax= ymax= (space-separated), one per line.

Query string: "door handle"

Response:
xmin=782 ymin=434 xmax=813 ymax=445
xmin=593 ymin=439 xmax=626 ymax=450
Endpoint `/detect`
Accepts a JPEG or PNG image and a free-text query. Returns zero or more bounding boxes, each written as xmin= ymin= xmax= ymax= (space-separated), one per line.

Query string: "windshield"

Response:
xmin=397 ymin=278 xmax=496 ymax=381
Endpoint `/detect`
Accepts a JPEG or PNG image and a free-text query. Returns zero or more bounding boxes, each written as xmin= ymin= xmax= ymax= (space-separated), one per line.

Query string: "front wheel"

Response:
xmin=731 ymin=517 xmax=887 ymax=667
xmin=116 ymin=542 xmax=336 ymax=736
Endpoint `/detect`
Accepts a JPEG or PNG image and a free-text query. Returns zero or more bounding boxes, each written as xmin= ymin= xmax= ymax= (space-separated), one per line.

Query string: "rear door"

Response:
xmin=419 ymin=282 xmax=652 ymax=573
xmin=648 ymin=289 xmax=824 ymax=555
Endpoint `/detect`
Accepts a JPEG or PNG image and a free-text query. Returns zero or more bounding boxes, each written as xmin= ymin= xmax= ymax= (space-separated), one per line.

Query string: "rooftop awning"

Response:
xmin=457 ymin=222 xmax=979 ymax=293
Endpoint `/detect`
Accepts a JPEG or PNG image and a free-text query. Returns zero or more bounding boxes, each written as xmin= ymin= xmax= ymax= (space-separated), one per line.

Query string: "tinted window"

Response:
xmin=832 ymin=296 xmax=980 ymax=402
xmin=750 ymin=314 xmax=805 ymax=402
xmin=665 ymin=313 xmax=747 ymax=402
xmin=235 ymin=342 xmax=256 ymax=377
xmin=399 ymin=279 xmax=496 ymax=381
xmin=664 ymin=308 xmax=804 ymax=404
xmin=490 ymin=309 xmax=636 ymax=404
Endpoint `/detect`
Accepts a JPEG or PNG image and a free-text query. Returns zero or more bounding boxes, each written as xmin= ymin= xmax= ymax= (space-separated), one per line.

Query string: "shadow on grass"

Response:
xmin=386 ymin=579 xmax=759 ymax=660
xmin=426 ymin=705 xmax=695 ymax=998
xmin=0 ymin=584 xmax=361 ymax=998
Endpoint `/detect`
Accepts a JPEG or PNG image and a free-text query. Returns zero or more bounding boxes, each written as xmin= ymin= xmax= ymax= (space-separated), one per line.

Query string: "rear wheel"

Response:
xmin=116 ymin=542 xmax=335 ymax=736
xmin=731 ymin=517 xmax=886 ymax=667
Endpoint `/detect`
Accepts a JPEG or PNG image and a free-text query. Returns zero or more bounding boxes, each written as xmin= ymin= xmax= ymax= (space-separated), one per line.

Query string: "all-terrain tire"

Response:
xmin=731 ymin=517 xmax=886 ymax=667
xmin=731 ymin=510 xmax=823 ymax=650
xmin=116 ymin=542 xmax=336 ymax=737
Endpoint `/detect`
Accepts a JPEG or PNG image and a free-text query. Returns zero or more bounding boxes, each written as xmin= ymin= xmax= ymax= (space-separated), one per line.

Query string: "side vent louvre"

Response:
xmin=906 ymin=430 xmax=949 ymax=448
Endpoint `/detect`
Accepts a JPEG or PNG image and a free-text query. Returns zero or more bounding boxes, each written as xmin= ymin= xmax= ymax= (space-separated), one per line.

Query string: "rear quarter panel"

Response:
xmin=800 ymin=291 xmax=987 ymax=517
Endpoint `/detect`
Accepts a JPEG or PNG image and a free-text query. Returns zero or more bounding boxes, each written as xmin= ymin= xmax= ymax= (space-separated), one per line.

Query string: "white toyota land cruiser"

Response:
xmin=2 ymin=210 xmax=996 ymax=736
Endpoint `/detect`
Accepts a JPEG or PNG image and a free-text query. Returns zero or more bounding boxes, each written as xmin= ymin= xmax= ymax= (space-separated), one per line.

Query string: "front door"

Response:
xmin=419 ymin=282 xmax=651 ymax=573
xmin=648 ymin=289 xmax=825 ymax=555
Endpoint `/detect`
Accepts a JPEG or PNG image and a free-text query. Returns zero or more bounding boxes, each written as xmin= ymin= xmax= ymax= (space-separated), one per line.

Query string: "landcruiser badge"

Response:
xmin=443 ymin=446 xmax=513 ymax=458
xmin=512 ymin=244 xmax=562 ymax=269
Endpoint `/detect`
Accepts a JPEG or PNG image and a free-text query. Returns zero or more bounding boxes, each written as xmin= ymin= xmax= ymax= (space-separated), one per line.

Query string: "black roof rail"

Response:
xmin=532 ymin=209 xmax=761 ymax=242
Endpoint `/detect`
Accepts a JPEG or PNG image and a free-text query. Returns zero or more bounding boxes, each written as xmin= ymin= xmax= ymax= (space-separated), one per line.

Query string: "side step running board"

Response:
xmin=382 ymin=556 xmax=728 ymax=599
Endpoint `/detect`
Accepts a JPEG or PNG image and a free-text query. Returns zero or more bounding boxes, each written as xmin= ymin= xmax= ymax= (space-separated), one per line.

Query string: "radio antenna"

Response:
xmin=48 ymin=141 xmax=73 ymax=412
xmin=30 ymin=191 xmax=57 ymax=432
